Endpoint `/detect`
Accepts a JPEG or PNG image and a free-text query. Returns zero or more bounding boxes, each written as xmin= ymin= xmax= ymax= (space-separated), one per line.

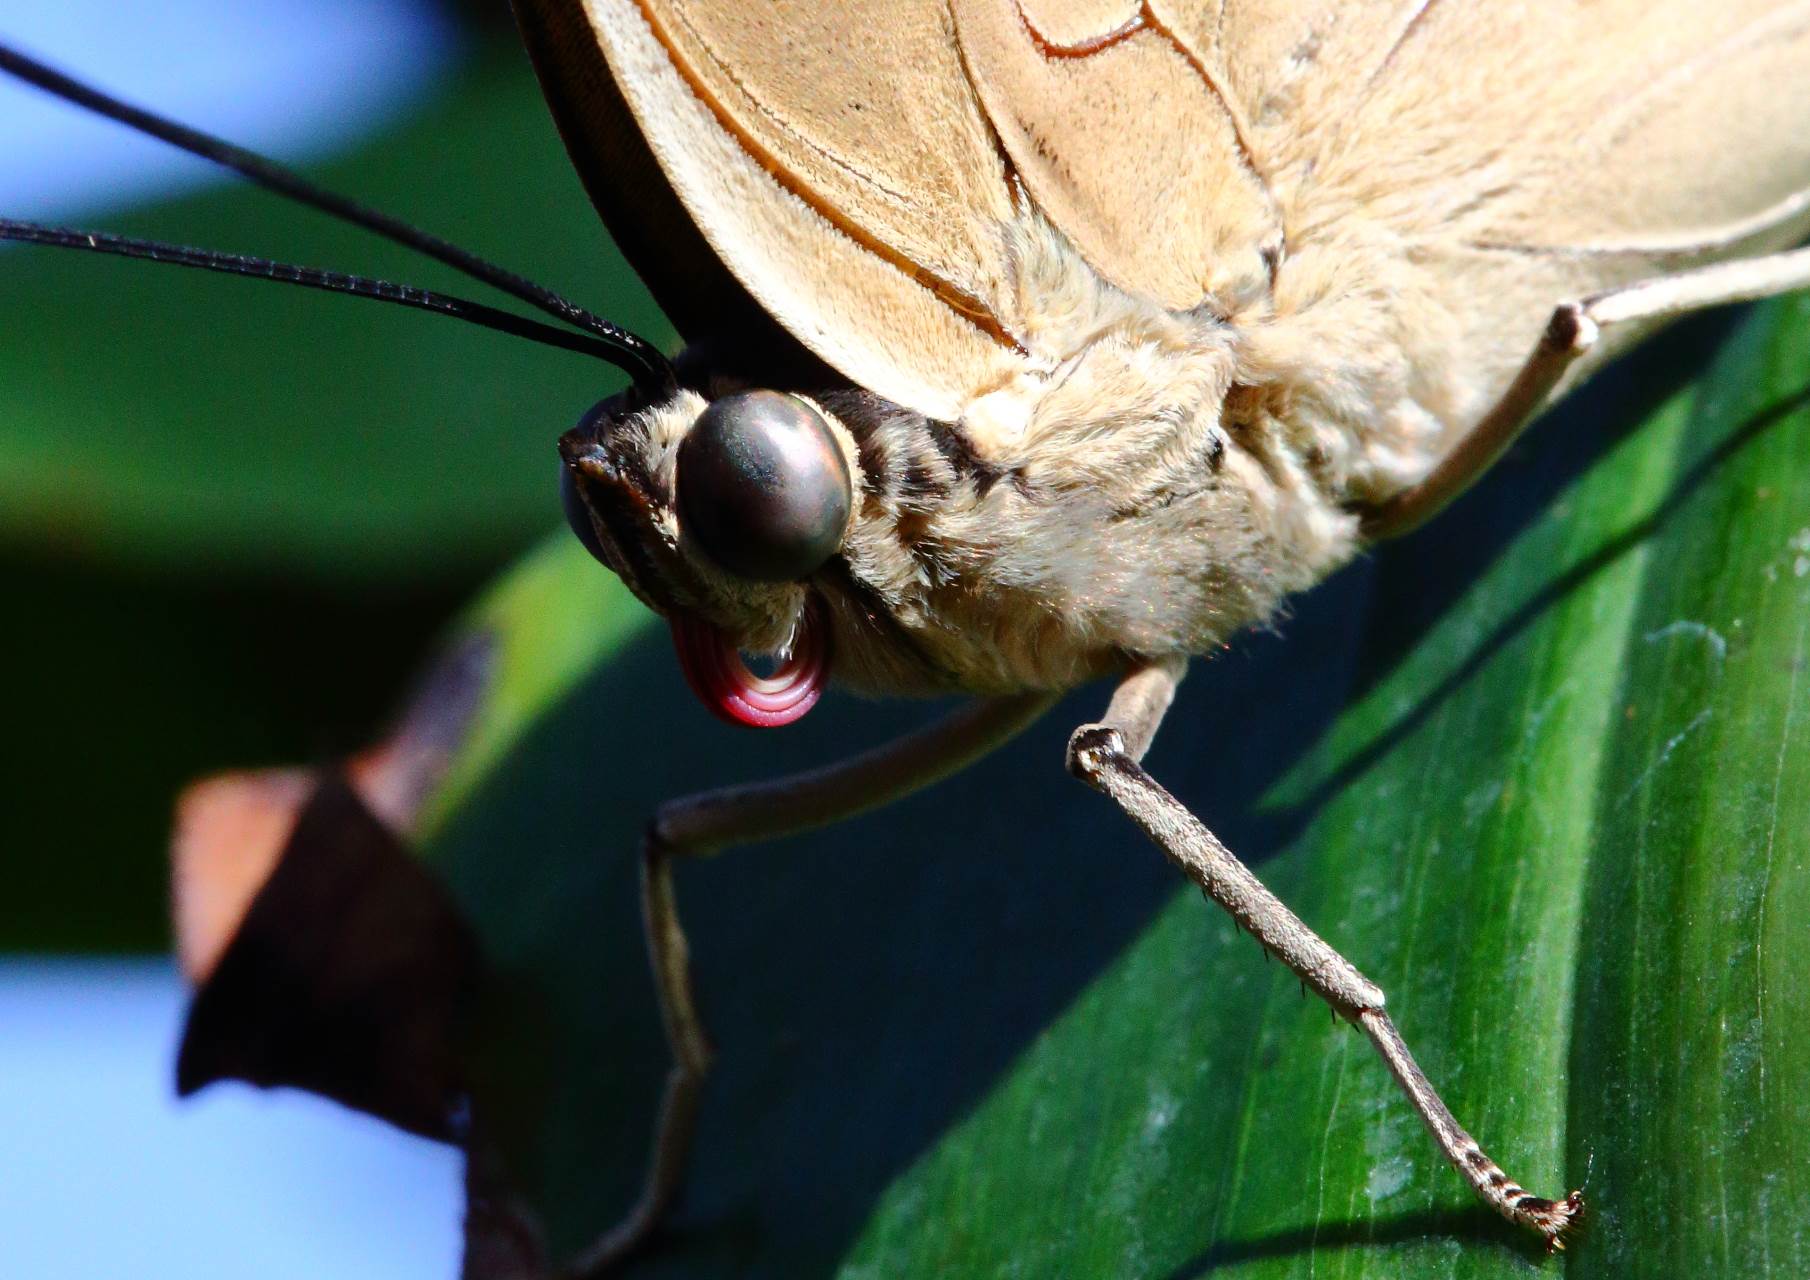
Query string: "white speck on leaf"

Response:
xmin=1141 ymin=1088 xmax=1178 ymax=1140
xmin=1795 ymin=556 xmax=1809 ymax=579
xmin=1644 ymin=620 xmax=1728 ymax=664
xmin=1365 ymin=1156 xmax=1413 ymax=1202
xmin=1619 ymin=707 xmax=1713 ymax=807
xmin=1462 ymin=780 xmax=1504 ymax=828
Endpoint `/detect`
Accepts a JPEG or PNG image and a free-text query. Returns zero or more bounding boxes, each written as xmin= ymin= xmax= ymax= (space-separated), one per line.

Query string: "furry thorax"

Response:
xmin=572 ymin=213 xmax=1454 ymax=698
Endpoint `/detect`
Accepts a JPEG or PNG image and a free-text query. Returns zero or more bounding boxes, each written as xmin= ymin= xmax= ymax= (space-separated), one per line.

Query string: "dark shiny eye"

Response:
xmin=676 ymin=390 xmax=853 ymax=582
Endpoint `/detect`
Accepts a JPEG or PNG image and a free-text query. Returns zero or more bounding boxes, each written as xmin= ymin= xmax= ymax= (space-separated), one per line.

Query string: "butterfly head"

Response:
xmin=559 ymin=386 xmax=854 ymax=727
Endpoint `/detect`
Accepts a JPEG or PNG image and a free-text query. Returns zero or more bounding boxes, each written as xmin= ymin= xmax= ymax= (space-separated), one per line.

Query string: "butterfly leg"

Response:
xmin=1360 ymin=244 xmax=1810 ymax=540
xmin=569 ymin=691 xmax=1055 ymax=1277
xmin=1067 ymin=659 xmax=1584 ymax=1248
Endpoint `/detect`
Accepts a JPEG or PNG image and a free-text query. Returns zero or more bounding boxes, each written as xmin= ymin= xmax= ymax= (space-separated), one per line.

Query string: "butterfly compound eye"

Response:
xmin=560 ymin=463 xmax=611 ymax=566
xmin=676 ymin=391 xmax=852 ymax=582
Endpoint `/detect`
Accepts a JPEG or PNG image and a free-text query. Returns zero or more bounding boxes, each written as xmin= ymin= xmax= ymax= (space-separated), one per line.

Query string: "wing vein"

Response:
xmin=1139 ymin=3 xmax=1279 ymax=234
xmin=1008 ymin=1 xmax=1278 ymax=236
xmin=1589 ymin=1 xmax=1810 ymax=149
xmin=628 ymin=0 xmax=1022 ymax=350
xmin=1366 ymin=0 xmax=1448 ymax=87
xmin=1459 ymin=186 xmax=1810 ymax=262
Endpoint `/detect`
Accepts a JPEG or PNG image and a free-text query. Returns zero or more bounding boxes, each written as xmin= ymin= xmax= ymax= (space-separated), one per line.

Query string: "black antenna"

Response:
xmin=0 ymin=39 xmax=676 ymax=390
xmin=0 ymin=219 xmax=641 ymax=364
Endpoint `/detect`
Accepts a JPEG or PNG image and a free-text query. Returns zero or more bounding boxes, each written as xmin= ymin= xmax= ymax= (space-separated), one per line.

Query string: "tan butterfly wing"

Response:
xmin=517 ymin=0 xmax=1031 ymax=420
xmin=518 ymin=0 xmax=1810 ymax=428
xmin=514 ymin=0 xmax=777 ymax=353
xmin=1203 ymin=0 xmax=1810 ymax=252
xmin=1200 ymin=0 xmax=1810 ymax=416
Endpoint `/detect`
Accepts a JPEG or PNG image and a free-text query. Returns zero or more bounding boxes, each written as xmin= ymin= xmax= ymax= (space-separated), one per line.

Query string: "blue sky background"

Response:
xmin=2 ymin=2 xmax=466 ymax=1274
xmin=0 ymin=960 xmax=463 ymax=1278
xmin=2 ymin=0 xmax=458 ymax=218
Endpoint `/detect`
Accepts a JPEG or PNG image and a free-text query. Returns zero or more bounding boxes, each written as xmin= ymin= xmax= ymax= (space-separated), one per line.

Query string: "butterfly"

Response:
xmin=6 ymin=0 xmax=1810 ymax=1271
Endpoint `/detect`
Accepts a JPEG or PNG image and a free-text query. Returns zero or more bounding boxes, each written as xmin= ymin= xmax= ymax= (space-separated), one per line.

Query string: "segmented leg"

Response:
xmin=570 ymin=692 xmax=1056 ymax=1277
xmin=1066 ymin=660 xmax=1583 ymax=1247
xmin=1360 ymin=245 xmax=1810 ymax=540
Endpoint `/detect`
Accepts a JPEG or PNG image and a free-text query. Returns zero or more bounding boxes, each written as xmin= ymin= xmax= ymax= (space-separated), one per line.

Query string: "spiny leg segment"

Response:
xmin=1066 ymin=658 xmax=1583 ymax=1247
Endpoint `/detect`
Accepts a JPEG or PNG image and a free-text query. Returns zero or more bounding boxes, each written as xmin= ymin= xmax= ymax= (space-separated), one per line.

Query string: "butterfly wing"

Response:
xmin=514 ymin=0 xmax=777 ymax=355
xmin=946 ymin=0 xmax=1284 ymax=316
xmin=517 ymin=0 xmax=1033 ymax=421
xmin=520 ymin=0 xmax=1810 ymax=429
xmin=1203 ymin=0 xmax=1810 ymax=254
xmin=1202 ymin=0 xmax=1810 ymax=416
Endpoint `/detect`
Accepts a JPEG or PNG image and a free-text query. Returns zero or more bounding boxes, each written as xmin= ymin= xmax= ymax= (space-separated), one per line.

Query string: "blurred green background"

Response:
xmin=0 ymin=0 xmax=667 ymax=952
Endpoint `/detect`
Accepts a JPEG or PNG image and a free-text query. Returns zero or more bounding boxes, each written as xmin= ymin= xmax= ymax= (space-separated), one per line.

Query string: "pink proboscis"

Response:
xmin=669 ymin=610 xmax=827 ymax=728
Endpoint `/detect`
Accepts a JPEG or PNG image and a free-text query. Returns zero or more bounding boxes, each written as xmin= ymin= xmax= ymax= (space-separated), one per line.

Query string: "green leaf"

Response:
xmin=416 ymin=291 xmax=1810 ymax=1278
